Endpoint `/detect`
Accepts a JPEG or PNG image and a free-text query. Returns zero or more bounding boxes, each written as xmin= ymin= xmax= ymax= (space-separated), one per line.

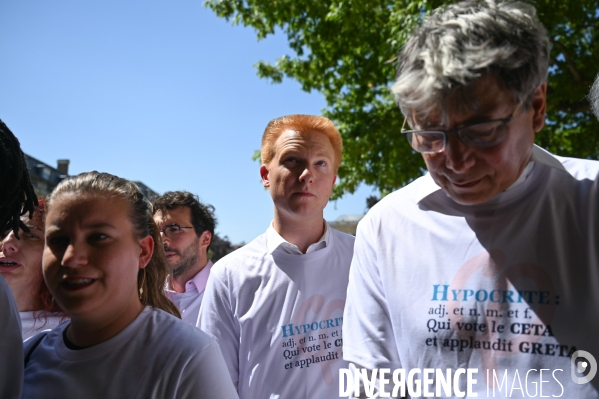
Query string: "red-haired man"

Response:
xmin=199 ymin=114 xmax=354 ymax=398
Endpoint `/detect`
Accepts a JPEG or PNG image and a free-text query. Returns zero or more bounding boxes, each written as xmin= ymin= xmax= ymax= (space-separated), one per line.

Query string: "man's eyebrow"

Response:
xmin=313 ymin=150 xmax=333 ymax=158
xmin=421 ymin=114 xmax=499 ymax=130
xmin=277 ymin=149 xmax=301 ymax=159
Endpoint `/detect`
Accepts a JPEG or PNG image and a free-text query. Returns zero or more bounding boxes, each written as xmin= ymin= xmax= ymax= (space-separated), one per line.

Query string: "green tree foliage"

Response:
xmin=207 ymin=0 xmax=599 ymax=198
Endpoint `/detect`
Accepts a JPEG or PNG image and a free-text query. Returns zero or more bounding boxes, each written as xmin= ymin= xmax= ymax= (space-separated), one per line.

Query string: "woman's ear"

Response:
xmin=139 ymin=235 xmax=154 ymax=269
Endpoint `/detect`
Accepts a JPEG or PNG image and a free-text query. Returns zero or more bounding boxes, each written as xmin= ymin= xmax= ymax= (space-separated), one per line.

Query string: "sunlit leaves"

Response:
xmin=207 ymin=0 xmax=599 ymax=198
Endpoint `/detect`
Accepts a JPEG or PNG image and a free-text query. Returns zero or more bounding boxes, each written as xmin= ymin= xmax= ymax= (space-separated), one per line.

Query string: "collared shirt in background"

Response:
xmin=165 ymin=260 xmax=213 ymax=325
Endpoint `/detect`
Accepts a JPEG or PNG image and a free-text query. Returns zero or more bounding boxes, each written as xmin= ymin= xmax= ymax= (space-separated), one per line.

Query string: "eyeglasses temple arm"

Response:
xmin=512 ymin=101 xmax=524 ymax=118
xmin=401 ymin=116 xmax=409 ymax=132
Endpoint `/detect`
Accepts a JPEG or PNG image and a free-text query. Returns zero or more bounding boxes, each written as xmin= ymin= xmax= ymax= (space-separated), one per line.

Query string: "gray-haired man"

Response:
xmin=343 ymin=1 xmax=599 ymax=397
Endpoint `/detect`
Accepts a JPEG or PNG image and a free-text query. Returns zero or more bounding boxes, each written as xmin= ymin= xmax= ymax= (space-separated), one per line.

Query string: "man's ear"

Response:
xmin=531 ymin=82 xmax=547 ymax=133
xmin=332 ymin=174 xmax=337 ymax=189
xmin=139 ymin=234 xmax=154 ymax=269
xmin=199 ymin=231 xmax=212 ymax=249
xmin=260 ymin=164 xmax=270 ymax=188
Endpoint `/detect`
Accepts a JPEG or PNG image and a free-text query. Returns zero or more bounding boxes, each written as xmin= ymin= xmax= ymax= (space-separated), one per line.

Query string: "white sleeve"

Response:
xmin=0 ymin=276 xmax=23 ymax=399
xmin=174 ymin=342 xmax=239 ymax=399
xmin=342 ymin=215 xmax=401 ymax=370
xmin=197 ymin=271 xmax=240 ymax=386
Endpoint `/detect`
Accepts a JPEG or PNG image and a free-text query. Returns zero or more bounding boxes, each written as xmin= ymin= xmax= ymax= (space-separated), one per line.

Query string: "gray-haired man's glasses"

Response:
xmin=400 ymin=102 xmax=523 ymax=154
xmin=159 ymin=224 xmax=194 ymax=239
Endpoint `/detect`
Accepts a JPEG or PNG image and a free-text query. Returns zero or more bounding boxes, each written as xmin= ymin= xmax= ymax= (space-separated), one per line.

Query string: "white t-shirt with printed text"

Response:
xmin=343 ymin=146 xmax=599 ymax=397
xmin=199 ymin=224 xmax=355 ymax=399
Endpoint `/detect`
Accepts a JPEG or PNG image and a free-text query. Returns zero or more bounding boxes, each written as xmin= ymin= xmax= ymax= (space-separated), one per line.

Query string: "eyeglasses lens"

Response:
xmin=407 ymin=132 xmax=445 ymax=153
xmin=164 ymin=225 xmax=181 ymax=239
xmin=459 ymin=121 xmax=507 ymax=148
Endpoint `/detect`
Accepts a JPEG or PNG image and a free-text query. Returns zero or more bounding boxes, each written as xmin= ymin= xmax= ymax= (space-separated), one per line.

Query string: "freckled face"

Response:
xmin=261 ymin=129 xmax=337 ymax=220
xmin=43 ymin=194 xmax=152 ymax=320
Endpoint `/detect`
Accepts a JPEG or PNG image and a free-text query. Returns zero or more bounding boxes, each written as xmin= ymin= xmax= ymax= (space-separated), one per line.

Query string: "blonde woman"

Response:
xmin=23 ymin=172 xmax=237 ymax=399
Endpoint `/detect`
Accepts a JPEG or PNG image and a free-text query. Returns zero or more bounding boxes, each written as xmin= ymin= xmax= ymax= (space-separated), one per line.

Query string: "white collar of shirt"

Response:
xmin=266 ymin=221 xmax=330 ymax=255
xmin=165 ymin=260 xmax=213 ymax=295
xmin=415 ymin=144 xmax=568 ymax=203
xmin=504 ymin=159 xmax=535 ymax=192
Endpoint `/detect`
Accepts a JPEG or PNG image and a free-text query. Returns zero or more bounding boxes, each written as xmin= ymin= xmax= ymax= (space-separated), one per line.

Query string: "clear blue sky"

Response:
xmin=1 ymin=1 xmax=375 ymax=244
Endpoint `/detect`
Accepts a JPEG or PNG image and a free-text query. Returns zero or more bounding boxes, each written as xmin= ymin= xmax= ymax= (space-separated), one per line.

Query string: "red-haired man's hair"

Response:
xmin=261 ymin=114 xmax=343 ymax=172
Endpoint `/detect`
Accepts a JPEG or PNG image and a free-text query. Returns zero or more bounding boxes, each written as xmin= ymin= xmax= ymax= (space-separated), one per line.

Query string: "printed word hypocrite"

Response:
xmin=281 ymin=317 xmax=343 ymax=337
xmin=339 ymin=368 xmax=478 ymax=398
xmin=431 ymin=284 xmax=552 ymax=304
